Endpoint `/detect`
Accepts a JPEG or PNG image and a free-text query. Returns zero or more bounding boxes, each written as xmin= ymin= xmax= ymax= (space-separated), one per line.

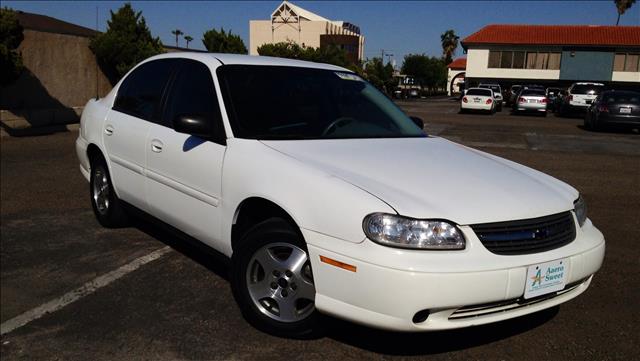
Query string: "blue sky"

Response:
xmin=5 ymin=1 xmax=640 ymax=65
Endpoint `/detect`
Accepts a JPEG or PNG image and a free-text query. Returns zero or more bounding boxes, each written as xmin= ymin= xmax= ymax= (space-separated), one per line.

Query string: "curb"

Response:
xmin=1 ymin=123 xmax=79 ymax=138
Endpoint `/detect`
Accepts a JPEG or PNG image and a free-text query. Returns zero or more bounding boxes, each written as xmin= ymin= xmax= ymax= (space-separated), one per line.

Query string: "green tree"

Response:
xmin=440 ymin=29 xmax=459 ymax=65
xmin=171 ymin=29 xmax=183 ymax=47
xmin=184 ymin=35 xmax=193 ymax=48
xmin=0 ymin=7 xmax=24 ymax=85
xmin=257 ymin=41 xmax=355 ymax=69
xmin=402 ymin=54 xmax=447 ymax=94
xmin=362 ymin=57 xmax=394 ymax=93
xmin=202 ymin=28 xmax=247 ymax=53
xmin=90 ymin=3 xmax=163 ymax=84
xmin=614 ymin=0 xmax=636 ymax=25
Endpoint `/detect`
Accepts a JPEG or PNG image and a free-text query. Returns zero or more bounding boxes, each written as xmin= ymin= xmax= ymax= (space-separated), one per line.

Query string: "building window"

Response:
xmin=500 ymin=51 xmax=513 ymax=68
xmin=489 ymin=50 xmax=560 ymax=70
xmin=488 ymin=51 xmax=501 ymax=68
xmin=513 ymin=51 xmax=525 ymax=69
xmin=614 ymin=53 xmax=640 ymax=72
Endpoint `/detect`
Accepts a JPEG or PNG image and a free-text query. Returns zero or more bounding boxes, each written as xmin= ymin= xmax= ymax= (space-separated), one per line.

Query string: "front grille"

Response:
xmin=470 ymin=211 xmax=576 ymax=255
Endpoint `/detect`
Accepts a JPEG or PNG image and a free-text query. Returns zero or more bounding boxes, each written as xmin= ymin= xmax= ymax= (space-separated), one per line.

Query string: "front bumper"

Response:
xmin=305 ymin=219 xmax=605 ymax=331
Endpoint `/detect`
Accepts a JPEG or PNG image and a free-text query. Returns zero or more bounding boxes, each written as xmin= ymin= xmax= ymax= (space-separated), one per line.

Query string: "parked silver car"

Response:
xmin=513 ymin=88 xmax=548 ymax=116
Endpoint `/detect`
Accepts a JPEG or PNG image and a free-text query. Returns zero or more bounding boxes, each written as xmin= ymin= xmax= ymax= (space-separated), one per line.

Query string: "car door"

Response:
xmin=104 ymin=59 xmax=178 ymax=209
xmin=145 ymin=59 xmax=227 ymax=248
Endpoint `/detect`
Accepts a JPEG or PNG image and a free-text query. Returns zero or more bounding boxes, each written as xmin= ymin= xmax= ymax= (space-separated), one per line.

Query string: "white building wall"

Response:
xmin=447 ymin=69 xmax=465 ymax=96
xmin=611 ymin=71 xmax=640 ymax=82
xmin=466 ymin=48 xmax=560 ymax=80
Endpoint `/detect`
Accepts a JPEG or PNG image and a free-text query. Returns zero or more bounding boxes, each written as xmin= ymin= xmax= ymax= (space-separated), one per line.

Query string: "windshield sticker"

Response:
xmin=335 ymin=72 xmax=363 ymax=81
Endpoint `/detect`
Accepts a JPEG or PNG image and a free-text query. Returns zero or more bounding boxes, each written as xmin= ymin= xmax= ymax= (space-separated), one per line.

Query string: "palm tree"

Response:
xmin=440 ymin=30 xmax=459 ymax=65
xmin=171 ymin=29 xmax=183 ymax=47
xmin=184 ymin=35 xmax=193 ymax=49
xmin=615 ymin=0 xmax=636 ymax=25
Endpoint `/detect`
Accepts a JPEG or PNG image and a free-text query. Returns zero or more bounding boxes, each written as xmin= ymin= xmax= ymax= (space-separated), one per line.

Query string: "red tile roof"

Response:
xmin=447 ymin=58 xmax=466 ymax=70
xmin=462 ymin=25 xmax=640 ymax=47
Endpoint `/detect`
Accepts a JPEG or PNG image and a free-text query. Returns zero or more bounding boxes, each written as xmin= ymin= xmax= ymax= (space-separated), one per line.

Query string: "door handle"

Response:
xmin=150 ymin=139 xmax=164 ymax=153
xmin=104 ymin=125 xmax=114 ymax=136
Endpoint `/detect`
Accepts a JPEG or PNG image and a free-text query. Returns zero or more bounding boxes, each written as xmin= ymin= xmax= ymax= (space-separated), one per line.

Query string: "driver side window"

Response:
xmin=163 ymin=60 xmax=226 ymax=144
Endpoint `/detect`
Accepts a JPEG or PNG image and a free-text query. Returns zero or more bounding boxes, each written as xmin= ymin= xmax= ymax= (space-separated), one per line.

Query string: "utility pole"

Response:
xmin=385 ymin=53 xmax=394 ymax=67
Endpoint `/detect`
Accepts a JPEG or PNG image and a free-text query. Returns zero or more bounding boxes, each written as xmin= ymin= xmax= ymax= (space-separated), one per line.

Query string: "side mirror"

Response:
xmin=173 ymin=114 xmax=212 ymax=139
xmin=410 ymin=116 xmax=424 ymax=129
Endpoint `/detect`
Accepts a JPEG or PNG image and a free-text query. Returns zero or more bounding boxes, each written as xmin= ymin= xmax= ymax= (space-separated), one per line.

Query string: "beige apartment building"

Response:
xmin=250 ymin=1 xmax=364 ymax=62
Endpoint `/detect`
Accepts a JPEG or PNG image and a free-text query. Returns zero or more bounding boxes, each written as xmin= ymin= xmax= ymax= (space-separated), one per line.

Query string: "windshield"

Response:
xmin=480 ymin=85 xmax=501 ymax=93
xmin=466 ymin=88 xmax=492 ymax=96
xmin=216 ymin=65 xmax=425 ymax=140
xmin=571 ymin=85 xmax=605 ymax=95
xmin=522 ymin=90 xmax=546 ymax=96
xmin=602 ymin=91 xmax=640 ymax=104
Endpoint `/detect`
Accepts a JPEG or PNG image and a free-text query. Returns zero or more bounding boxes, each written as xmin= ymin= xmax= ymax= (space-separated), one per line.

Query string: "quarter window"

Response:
xmin=114 ymin=59 xmax=178 ymax=122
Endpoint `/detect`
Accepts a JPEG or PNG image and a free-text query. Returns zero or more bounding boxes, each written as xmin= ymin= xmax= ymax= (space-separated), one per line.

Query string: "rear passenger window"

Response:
xmin=163 ymin=60 xmax=225 ymax=143
xmin=114 ymin=59 xmax=178 ymax=122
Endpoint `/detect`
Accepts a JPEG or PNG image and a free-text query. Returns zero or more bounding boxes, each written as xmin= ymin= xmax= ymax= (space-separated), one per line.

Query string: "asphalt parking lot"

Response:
xmin=1 ymin=99 xmax=639 ymax=360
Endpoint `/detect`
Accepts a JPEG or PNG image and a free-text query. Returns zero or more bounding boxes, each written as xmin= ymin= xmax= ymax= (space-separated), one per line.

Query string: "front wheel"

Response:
xmin=231 ymin=218 xmax=322 ymax=338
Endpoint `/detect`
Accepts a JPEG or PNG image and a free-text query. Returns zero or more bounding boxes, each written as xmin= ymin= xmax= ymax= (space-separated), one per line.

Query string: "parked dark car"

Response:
xmin=507 ymin=85 xmax=522 ymax=106
xmin=585 ymin=90 xmax=640 ymax=131
xmin=546 ymin=87 xmax=563 ymax=111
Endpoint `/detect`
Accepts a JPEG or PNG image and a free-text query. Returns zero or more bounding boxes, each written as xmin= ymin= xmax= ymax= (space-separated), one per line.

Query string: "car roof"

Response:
xmin=144 ymin=52 xmax=350 ymax=72
xmin=467 ymin=87 xmax=493 ymax=92
xmin=573 ymin=82 xmax=605 ymax=86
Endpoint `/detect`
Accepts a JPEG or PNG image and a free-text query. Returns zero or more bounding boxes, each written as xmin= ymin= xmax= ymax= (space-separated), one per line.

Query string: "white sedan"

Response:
xmin=76 ymin=53 xmax=604 ymax=338
xmin=461 ymin=88 xmax=496 ymax=114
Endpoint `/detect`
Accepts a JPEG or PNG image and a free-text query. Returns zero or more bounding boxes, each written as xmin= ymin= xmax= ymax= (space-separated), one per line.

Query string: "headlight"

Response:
xmin=574 ymin=196 xmax=587 ymax=227
xmin=363 ymin=213 xmax=465 ymax=250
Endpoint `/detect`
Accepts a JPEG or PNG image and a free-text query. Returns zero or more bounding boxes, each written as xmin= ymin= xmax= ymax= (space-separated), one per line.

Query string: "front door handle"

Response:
xmin=150 ymin=139 xmax=164 ymax=153
xmin=104 ymin=125 xmax=114 ymax=136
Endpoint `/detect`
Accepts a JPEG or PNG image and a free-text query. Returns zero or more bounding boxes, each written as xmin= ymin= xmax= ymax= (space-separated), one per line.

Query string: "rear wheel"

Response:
xmin=89 ymin=155 xmax=129 ymax=228
xmin=231 ymin=218 xmax=322 ymax=338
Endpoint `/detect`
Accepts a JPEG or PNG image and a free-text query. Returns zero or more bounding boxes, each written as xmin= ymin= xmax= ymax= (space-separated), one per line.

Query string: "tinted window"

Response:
xmin=217 ymin=65 xmax=424 ymax=140
xmin=466 ymin=89 xmax=492 ymax=96
xmin=602 ymin=92 xmax=640 ymax=104
xmin=114 ymin=59 xmax=178 ymax=121
xmin=571 ymin=85 xmax=605 ymax=95
xmin=480 ymin=85 xmax=501 ymax=94
xmin=521 ymin=90 xmax=546 ymax=96
xmin=163 ymin=60 xmax=225 ymax=142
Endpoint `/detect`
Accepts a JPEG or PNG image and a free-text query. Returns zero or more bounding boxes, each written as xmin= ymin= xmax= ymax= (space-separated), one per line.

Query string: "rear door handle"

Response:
xmin=104 ymin=125 xmax=114 ymax=136
xmin=150 ymin=139 xmax=164 ymax=153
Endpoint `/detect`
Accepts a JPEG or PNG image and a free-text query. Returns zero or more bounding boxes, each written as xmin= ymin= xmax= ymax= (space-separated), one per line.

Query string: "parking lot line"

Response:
xmin=0 ymin=246 xmax=172 ymax=336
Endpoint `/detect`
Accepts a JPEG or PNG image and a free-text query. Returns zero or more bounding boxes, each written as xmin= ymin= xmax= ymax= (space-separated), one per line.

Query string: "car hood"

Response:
xmin=261 ymin=137 xmax=578 ymax=225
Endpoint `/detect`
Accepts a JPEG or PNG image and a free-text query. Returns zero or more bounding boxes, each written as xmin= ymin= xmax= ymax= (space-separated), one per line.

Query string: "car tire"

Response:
xmin=231 ymin=217 xmax=322 ymax=339
xmin=89 ymin=155 xmax=129 ymax=228
xmin=459 ymin=108 xmax=466 ymax=114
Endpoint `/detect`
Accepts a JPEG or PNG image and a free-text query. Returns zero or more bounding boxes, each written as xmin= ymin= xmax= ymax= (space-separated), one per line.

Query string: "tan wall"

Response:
xmin=1 ymin=29 xmax=111 ymax=128
xmin=250 ymin=19 xmax=364 ymax=60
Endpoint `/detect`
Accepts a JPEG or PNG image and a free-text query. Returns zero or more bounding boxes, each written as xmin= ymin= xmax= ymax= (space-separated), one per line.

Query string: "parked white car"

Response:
xmin=479 ymin=83 xmax=504 ymax=111
xmin=460 ymin=88 xmax=496 ymax=114
xmin=559 ymin=82 xmax=606 ymax=116
xmin=76 ymin=53 xmax=604 ymax=337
